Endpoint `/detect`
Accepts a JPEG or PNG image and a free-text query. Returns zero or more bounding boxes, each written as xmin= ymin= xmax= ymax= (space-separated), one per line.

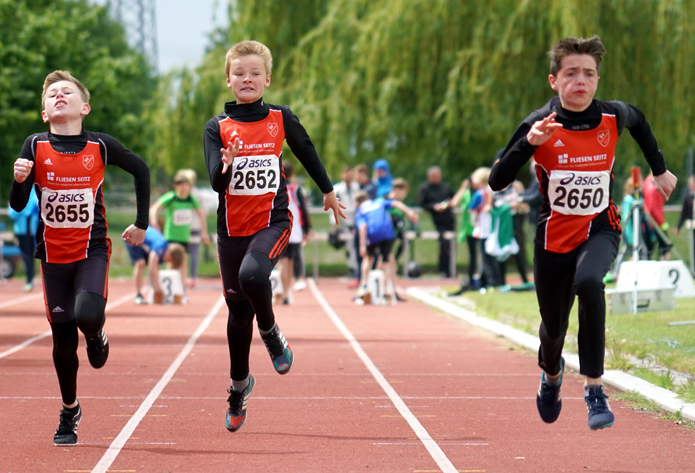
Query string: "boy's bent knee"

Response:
xmin=74 ymin=291 xmax=107 ymax=337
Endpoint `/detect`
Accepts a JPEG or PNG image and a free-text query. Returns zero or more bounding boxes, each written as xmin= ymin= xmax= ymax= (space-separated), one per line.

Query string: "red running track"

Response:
xmin=1 ymin=277 xmax=694 ymax=472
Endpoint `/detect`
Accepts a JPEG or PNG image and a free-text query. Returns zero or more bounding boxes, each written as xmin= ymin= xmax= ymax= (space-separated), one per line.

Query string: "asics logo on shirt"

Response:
xmin=559 ymin=173 xmax=602 ymax=186
xmin=235 ymin=157 xmax=273 ymax=170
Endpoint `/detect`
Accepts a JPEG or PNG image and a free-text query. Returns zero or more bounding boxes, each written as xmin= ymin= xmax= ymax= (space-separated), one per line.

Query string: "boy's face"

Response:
xmin=226 ymin=55 xmax=271 ymax=104
xmin=42 ymin=80 xmax=90 ymax=124
xmin=174 ymin=181 xmax=191 ymax=198
xmin=392 ymin=188 xmax=407 ymax=201
xmin=549 ymin=54 xmax=599 ymax=112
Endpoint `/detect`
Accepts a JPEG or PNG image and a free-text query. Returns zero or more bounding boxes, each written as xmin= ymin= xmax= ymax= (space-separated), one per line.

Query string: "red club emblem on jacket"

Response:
xmin=82 ymin=154 xmax=94 ymax=170
xmin=267 ymin=123 xmax=278 ymax=137
xmin=597 ymin=130 xmax=610 ymax=147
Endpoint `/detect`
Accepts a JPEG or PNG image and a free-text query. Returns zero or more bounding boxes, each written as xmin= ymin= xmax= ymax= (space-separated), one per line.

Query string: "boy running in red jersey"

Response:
xmin=203 ymin=40 xmax=346 ymax=432
xmin=9 ymin=71 xmax=150 ymax=445
xmin=489 ymin=37 xmax=677 ymax=430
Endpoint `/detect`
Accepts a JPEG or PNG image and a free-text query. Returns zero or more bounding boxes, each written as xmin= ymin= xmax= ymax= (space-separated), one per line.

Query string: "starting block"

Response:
xmin=367 ymin=270 xmax=386 ymax=305
xmin=606 ymin=286 xmax=675 ymax=314
xmin=616 ymin=260 xmax=695 ymax=298
xmin=150 ymin=269 xmax=185 ymax=304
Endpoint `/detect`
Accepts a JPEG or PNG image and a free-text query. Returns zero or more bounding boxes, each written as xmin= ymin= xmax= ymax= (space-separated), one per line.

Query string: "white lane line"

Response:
xmin=0 ymin=292 xmax=135 ymax=360
xmin=308 ymin=279 xmax=458 ymax=473
xmin=91 ymin=296 xmax=226 ymax=473
xmin=0 ymin=292 xmax=43 ymax=310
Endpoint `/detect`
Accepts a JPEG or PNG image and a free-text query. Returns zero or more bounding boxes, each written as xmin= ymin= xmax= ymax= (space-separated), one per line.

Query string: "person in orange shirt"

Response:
xmin=9 ymin=70 xmax=149 ymax=445
xmin=490 ymin=36 xmax=677 ymax=430
xmin=203 ymin=40 xmax=346 ymax=432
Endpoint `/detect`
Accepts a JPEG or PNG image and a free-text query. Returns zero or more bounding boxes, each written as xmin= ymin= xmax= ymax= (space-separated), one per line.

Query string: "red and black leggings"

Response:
xmin=217 ymin=224 xmax=290 ymax=381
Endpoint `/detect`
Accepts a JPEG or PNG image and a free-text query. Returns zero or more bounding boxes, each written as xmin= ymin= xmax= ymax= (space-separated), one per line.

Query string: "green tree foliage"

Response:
xmin=0 ymin=0 xmax=156 ymax=202
xmin=148 ymin=0 xmax=695 ymax=198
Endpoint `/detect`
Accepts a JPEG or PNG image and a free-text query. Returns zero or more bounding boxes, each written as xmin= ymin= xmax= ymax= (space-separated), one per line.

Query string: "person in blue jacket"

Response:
xmin=8 ymin=188 xmax=40 ymax=291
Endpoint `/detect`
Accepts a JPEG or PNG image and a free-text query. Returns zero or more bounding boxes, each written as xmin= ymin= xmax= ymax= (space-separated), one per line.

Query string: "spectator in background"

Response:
xmin=278 ymin=162 xmax=312 ymax=304
xmin=355 ymin=164 xmax=377 ymax=199
xmin=468 ymin=167 xmax=502 ymax=289
xmin=179 ymin=169 xmax=210 ymax=288
xmin=449 ymin=177 xmax=480 ymax=295
xmin=418 ymin=165 xmax=455 ymax=278
xmin=150 ymin=170 xmax=210 ymax=291
xmin=676 ymin=175 xmax=695 ymax=238
xmin=331 ymin=165 xmax=361 ymax=282
xmin=373 ymin=159 xmax=393 ymax=198
xmin=8 ymin=187 xmax=40 ymax=291
xmin=517 ymin=157 xmax=543 ymax=230
xmin=354 ymin=190 xmax=418 ymax=304
xmin=352 ymin=163 xmax=377 ymax=286
xmin=387 ymin=178 xmax=414 ymax=301
xmin=643 ymin=171 xmax=671 ymax=260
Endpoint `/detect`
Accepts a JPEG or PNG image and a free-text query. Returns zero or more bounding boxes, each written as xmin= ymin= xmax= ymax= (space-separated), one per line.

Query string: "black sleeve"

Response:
xmin=611 ymin=101 xmax=667 ymax=176
xmin=281 ymin=107 xmax=333 ymax=195
xmin=9 ymin=135 xmax=37 ymax=212
xmin=203 ymin=117 xmax=233 ymax=193
xmin=677 ymin=191 xmax=693 ymax=231
xmin=99 ymin=134 xmax=150 ymax=230
xmin=296 ymin=186 xmax=312 ymax=232
xmin=489 ymin=118 xmax=538 ymax=192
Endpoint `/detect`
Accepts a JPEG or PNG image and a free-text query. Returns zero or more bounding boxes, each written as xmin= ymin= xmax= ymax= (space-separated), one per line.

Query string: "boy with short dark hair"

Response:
xmin=203 ymin=40 xmax=346 ymax=432
xmin=9 ymin=70 xmax=150 ymax=445
xmin=490 ymin=36 xmax=677 ymax=430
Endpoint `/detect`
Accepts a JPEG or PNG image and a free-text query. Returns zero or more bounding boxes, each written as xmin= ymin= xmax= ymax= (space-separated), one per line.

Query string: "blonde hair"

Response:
xmin=471 ymin=167 xmax=491 ymax=186
xmin=225 ymin=40 xmax=273 ymax=78
xmin=41 ymin=70 xmax=90 ymax=108
xmin=354 ymin=190 xmax=369 ymax=206
xmin=167 ymin=243 xmax=186 ymax=270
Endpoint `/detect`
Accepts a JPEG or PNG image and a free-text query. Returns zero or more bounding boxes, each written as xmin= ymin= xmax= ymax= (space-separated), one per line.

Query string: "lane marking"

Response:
xmin=91 ymin=296 xmax=226 ymax=473
xmin=0 ymin=292 xmax=43 ymax=310
xmin=0 ymin=292 xmax=135 ymax=360
xmin=308 ymin=279 xmax=458 ymax=473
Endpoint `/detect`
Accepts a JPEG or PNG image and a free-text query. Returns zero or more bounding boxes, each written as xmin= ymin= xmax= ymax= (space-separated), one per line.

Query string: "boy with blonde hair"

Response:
xmin=204 ymin=40 xmax=346 ymax=432
xmin=10 ymin=70 xmax=149 ymax=445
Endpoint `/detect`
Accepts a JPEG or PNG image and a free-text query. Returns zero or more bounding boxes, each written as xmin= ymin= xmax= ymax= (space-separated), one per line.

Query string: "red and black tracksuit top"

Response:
xmin=490 ymin=97 xmax=667 ymax=254
xmin=203 ymin=98 xmax=333 ymax=238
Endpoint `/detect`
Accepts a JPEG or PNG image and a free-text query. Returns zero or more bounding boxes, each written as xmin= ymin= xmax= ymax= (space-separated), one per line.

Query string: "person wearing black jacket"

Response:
xmin=418 ymin=166 xmax=455 ymax=277
xmin=489 ymin=36 xmax=677 ymax=431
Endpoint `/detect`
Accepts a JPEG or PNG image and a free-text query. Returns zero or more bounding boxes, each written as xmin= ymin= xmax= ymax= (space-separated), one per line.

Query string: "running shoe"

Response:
xmin=23 ymin=282 xmax=34 ymax=292
xmin=585 ymin=385 xmax=615 ymax=430
xmin=134 ymin=294 xmax=147 ymax=305
xmin=536 ymin=358 xmax=564 ymax=423
xmin=86 ymin=329 xmax=109 ymax=369
xmin=261 ymin=325 xmax=294 ymax=375
xmin=54 ymin=404 xmax=82 ymax=446
xmin=226 ymin=374 xmax=256 ymax=432
xmin=293 ymin=279 xmax=307 ymax=291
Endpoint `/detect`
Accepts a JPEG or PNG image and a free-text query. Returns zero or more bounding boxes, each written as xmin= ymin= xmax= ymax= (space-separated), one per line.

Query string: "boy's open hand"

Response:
xmin=526 ymin=112 xmax=563 ymax=146
xmin=220 ymin=138 xmax=241 ymax=174
xmin=122 ymin=225 xmax=146 ymax=246
xmin=13 ymin=158 xmax=34 ymax=183
xmin=323 ymin=191 xmax=347 ymax=224
xmin=652 ymin=170 xmax=678 ymax=201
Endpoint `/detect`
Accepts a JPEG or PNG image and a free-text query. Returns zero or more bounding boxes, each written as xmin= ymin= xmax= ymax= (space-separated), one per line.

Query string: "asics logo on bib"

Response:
xmin=46 ymin=191 xmax=86 ymax=203
xmin=559 ymin=173 xmax=602 ymax=186
xmin=235 ymin=157 xmax=273 ymax=170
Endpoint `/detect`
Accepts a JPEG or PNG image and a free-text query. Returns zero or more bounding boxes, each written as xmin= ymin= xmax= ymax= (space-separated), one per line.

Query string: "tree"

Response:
xmin=0 ymin=0 xmax=156 ymax=203
xmin=145 ymin=0 xmax=695 ymax=200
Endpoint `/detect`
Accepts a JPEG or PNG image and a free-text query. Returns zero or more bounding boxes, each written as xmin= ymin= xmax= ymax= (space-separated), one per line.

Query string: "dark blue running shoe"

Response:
xmin=261 ymin=325 xmax=293 ymax=375
xmin=226 ymin=374 xmax=256 ymax=432
xmin=585 ymin=385 xmax=615 ymax=430
xmin=536 ymin=358 xmax=564 ymax=423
